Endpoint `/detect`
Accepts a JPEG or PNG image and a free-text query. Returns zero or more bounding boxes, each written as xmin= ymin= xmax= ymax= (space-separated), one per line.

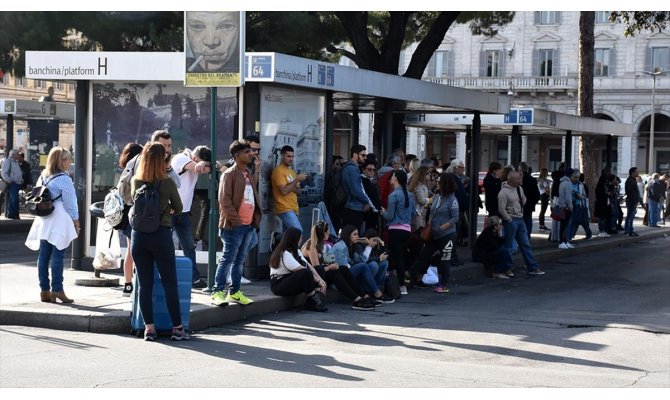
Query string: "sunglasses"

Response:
xmin=365 ymin=167 xmax=376 ymax=172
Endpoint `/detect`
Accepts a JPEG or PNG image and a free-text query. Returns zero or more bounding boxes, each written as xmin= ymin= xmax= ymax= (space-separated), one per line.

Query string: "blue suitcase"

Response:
xmin=130 ymin=256 xmax=192 ymax=335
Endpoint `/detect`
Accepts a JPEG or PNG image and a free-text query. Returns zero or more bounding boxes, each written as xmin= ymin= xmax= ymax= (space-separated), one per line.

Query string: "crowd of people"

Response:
xmin=13 ymin=133 xmax=670 ymax=341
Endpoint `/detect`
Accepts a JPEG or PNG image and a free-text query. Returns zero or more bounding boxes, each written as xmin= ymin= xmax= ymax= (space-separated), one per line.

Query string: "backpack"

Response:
xmin=332 ymin=164 xmax=350 ymax=208
xmin=117 ymin=155 xmax=138 ymax=205
xmin=129 ymin=181 xmax=162 ymax=233
xmin=25 ymin=173 xmax=66 ymax=217
xmin=103 ymin=187 xmax=125 ymax=228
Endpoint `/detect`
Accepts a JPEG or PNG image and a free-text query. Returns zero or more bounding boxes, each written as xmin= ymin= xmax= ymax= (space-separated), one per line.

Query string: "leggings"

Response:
xmin=387 ymin=229 xmax=411 ymax=280
xmin=315 ymin=264 xmax=365 ymax=301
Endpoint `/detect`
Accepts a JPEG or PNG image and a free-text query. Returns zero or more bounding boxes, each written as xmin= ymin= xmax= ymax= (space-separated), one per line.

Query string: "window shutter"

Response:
xmin=425 ymin=54 xmax=436 ymax=78
xmin=608 ymin=47 xmax=616 ymax=76
xmin=534 ymin=11 xmax=541 ymax=25
xmin=645 ymin=47 xmax=652 ymax=72
xmin=480 ymin=50 xmax=487 ymax=77
xmin=552 ymin=48 xmax=560 ymax=76
xmin=555 ymin=12 xmax=561 ymax=24
xmin=532 ymin=49 xmax=539 ymax=76
xmin=446 ymin=51 xmax=455 ymax=76
xmin=499 ymin=50 xmax=506 ymax=77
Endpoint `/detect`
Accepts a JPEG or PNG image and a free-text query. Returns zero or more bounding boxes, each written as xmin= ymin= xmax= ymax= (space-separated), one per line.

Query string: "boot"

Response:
xmin=304 ymin=292 xmax=327 ymax=312
xmin=50 ymin=291 xmax=74 ymax=304
xmin=40 ymin=291 xmax=52 ymax=302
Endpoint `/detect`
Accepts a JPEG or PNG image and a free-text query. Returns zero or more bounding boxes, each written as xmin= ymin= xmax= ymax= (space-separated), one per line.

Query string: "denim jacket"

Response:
xmin=341 ymin=160 xmax=375 ymax=212
xmin=329 ymin=239 xmax=372 ymax=267
xmin=383 ymin=187 xmax=415 ymax=226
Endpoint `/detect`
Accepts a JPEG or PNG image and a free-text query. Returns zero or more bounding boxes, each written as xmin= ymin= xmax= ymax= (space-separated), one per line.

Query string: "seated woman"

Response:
xmin=268 ymin=227 xmax=327 ymax=312
xmin=329 ymin=224 xmax=395 ymax=305
xmin=302 ymin=221 xmax=375 ymax=311
xmin=472 ymin=216 xmax=513 ymax=279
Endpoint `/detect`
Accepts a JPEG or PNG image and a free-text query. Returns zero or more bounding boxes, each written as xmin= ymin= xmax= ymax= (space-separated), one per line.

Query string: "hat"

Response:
xmin=420 ymin=158 xmax=434 ymax=168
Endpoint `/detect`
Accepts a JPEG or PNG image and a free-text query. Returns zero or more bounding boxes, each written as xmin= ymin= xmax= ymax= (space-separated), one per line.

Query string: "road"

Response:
xmin=1 ymin=233 xmax=669 ymax=388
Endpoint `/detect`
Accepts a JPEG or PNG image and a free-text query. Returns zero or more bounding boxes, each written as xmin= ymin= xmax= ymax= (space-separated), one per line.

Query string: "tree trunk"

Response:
xmin=578 ymin=12 xmax=598 ymax=220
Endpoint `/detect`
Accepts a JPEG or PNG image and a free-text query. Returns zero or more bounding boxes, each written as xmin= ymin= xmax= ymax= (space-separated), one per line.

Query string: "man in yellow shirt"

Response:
xmin=271 ymin=145 xmax=308 ymax=233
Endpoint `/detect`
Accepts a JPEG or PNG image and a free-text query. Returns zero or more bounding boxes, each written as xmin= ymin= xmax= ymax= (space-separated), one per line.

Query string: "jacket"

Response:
xmin=625 ymin=176 xmax=641 ymax=207
xmin=341 ymin=160 xmax=375 ymax=212
xmin=498 ymin=182 xmax=525 ymax=222
xmin=483 ymin=172 xmax=501 ymax=216
xmin=383 ymin=187 xmax=415 ymax=226
xmin=521 ymin=173 xmax=540 ymax=213
xmin=1 ymin=158 xmax=23 ymax=185
xmin=218 ymin=164 xmax=262 ymax=229
xmin=429 ymin=193 xmax=459 ymax=239
xmin=557 ymin=176 xmax=574 ymax=211
xmin=472 ymin=225 xmax=505 ymax=264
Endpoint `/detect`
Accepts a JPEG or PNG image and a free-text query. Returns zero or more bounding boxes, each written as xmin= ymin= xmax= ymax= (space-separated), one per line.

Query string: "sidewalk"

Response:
xmin=2 ymin=211 xmax=668 ymax=335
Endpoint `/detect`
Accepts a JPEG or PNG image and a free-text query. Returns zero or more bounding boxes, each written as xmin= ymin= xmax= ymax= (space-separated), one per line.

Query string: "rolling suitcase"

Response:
xmin=130 ymin=256 xmax=192 ymax=336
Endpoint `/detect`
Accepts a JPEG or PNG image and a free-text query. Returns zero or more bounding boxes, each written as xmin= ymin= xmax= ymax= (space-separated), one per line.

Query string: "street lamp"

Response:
xmin=641 ymin=67 xmax=667 ymax=173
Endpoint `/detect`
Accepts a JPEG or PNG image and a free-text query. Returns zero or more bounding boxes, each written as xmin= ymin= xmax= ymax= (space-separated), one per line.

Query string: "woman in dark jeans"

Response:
xmin=130 ymin=142 xmax=188 ymax=341
xmin=301 ymin=221 xmax=375 ymax=310
xmin=269 ymin=227 xmax=328 ymax=312
xmin=537 ymin=168 xmax=551 ymax=231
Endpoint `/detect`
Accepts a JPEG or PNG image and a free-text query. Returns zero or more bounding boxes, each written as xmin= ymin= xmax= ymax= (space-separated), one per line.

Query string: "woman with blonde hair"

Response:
xmin=25 ymin=146 xmax=79 ymax=303
xmin=130 ymin=142 xmax=187 ymax=341
xmin=408 ymin=166 xmax=432 ymax=230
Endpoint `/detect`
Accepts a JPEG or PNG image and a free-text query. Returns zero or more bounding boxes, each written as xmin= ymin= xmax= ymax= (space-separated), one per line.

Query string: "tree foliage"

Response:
xmin=609 ymin=11 xmax=670 ymax=37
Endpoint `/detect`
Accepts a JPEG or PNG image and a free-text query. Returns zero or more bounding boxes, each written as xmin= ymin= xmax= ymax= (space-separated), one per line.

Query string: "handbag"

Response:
xmin=383 ymin=273 xmax=402 ymax=300
xmin=420 ymin=196 xmax=441 ymax=242
xmin=550 ymin=206 xmax=568 ymax=221
xmin=0 ymin=178 xmax=7 ymax=193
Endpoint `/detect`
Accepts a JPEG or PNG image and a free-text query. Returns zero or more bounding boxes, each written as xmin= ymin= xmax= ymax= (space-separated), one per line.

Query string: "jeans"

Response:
xmin=490 ymin=246 xmax=513 ymax=273
xmin=172 ymin=212 xmax=199 ymax=282
xmin=559 ymin=210 xmax=573 ymax=243
xmin=349 ymin=262 xmax=381 ymax=293
xmin=278 ymin=211 xmax=302 ymax=233
xmin=503 ymin=217 xmax=539 ymax=271
xmin=214 ymin=225 xmax=256 ymax=294
xmin=131 ymin=226 xmax=182 ymax=327
xmin=37 ymin=240 xmax=66 ymax=292
xmin=624 ymin=204 xmax=637 ymax=234
xmin=367 ymin=260 xmax=389 ymax=290
xmin=648 ymin=200 xmax=661 ymax=226
xmin=539 ymin=193 xmax=549 ymax=227
xmin=5 ymin=182 xmax=20 ymax=219
xmin=523 ymin=211 xmax=533 ymax=238
xmin=569 ymin=206 xmax=592 ymax=240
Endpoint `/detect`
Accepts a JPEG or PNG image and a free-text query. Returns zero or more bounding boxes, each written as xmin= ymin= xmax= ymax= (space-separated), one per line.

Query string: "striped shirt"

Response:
xmin=39 ymin=173 xmax=79 ymax=220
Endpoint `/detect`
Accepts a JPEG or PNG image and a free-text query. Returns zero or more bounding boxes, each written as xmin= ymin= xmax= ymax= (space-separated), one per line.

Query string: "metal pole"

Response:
xmin=207 ymin=87 xmax=218 ymax=290
xmin=6 ymin=114 xmax=13 ymax=156
xmin=325 ymin=92 xmax=334 ymax=169
xmin=468 ymin=112 xmax=481 ymax=249
xmin=649 ymin=75 xmax=656 ymax=173
xmin=606 ymin=135 xmax=613 ymax=168
xmin=564 ymin=130 xmax=572 ymax=168
xmin=510 ymin=125 xmax=521 ymax=167
xmin=71 ymin=80 xmax=89 ymax=270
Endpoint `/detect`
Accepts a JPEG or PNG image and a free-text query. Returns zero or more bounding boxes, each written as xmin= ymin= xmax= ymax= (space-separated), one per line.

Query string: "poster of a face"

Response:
xmin=91 ymin=82 xmax=237 ymax=196
xmin=258 ymin=85 xmax=325 ymax=253
xmin=184 ymin=11 xmax=245 ymax=87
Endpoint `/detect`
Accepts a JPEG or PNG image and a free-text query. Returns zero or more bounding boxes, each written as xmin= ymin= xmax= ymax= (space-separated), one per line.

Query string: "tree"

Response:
xmin=609 ymin=12 xmax=670 ymax=37
xmin=330 ymin=11 xmax=515 ymax=154
xmin=577 ymin=12 xmax=599 ymax=217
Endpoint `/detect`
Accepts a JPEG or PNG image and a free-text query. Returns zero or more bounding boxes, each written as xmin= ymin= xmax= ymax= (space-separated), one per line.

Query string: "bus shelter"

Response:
xmin=25 ymin=50 xmax=511 ymax=277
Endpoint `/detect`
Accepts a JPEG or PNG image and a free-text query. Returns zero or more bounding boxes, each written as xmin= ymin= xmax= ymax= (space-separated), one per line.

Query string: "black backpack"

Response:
xmin=25 ymin=173 xmax=67 ymax=217
xmin=333 ymin=164 xmax=350 ymax=208
xmin=129 ymin=181 xmax=162 ymax=233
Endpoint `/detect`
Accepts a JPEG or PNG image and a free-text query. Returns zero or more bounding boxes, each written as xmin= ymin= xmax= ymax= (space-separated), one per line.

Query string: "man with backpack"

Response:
xmin=341 ymin=144 xmax=378 ymax=233
xmin=171 ymin=145 xmax=213 ymax=289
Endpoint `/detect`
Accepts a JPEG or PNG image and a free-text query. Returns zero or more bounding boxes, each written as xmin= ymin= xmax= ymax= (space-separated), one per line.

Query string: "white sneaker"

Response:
xmin=492 ymin=272 xmax=510 ymax=279
xmin=566 ymin=242 xmax=575 ymax=248
xmin=399 ymin=285 xmax=408 ymax=295
xmin=598 ymin=232 xmax=610 ymax=238
xmin=240 ymin=276 xmax=251 ymax=285
xmin=558 ymin=242 xmax=570 ymax=249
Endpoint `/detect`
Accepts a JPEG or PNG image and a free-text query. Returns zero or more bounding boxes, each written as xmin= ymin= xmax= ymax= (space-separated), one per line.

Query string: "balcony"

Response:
xmin=424 ymin=76 xmax=578 ymax=94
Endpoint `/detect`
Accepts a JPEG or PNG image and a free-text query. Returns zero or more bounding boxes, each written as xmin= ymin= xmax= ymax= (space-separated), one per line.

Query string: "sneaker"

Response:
xmin=170 ymin=326 xmax=191 ymax=341
xmin=504 ymin=270 xmax=514 ymax=277
xmin=399 ymin=285 xmax=408 ymax=295
xmin=240 ymin=276 xmax=251 ymax=285
xmin=567 ymin=242 xmax=577 ymax=247
xmin=375 ymin=294 xmax=396 ymax=304
xmin=226 ymin=290 xmax=254 ymax=305
xmin=433 ymin=285 xmax=449 ymax=293
xmin=143 ymin=329 xmax=157 ymax=342
xmin=192 ymin=279 xmax=208 ymax=289
xmin=492 ymin=272 xmax=510 ymax=279
xmin=210 ymin=290 xmax=229 ymax=307
xmin=527 ymin=268 xmax=546 ymax=276
xmin=629 ymin=232 xmax=639 ymax=237
xmin=305 ymin=293 xmax=328 ymax=312
xmin=598 ymin=232 xmax=610 ymax=238
xmin=122 ymin=282 xmax=133 ymax=297
xmin=558 ymin=242 xmax=570 ymax=249
xmin=351 ymin=298 xmax=374 ymax=311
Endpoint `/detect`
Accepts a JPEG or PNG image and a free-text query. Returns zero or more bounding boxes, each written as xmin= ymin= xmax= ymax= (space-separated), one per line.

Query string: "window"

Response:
xmin=594 ymin=48 xmax=611 ymax=76
xmin=595 ymin=11 xmax=610 ymax=24
xmin=536 ymin=11 xmax=560 ymax=25
xmin=1 ymin=73 xmax=8 ymax=85
xmin=35 ymin=80 xmax=45 ymax=89
xmin=651 ymin=47 xmax=670 ymax=71
xmin=54 ymin=81 xmax=64 ymax=90
xmin=486 ymin=50 xmax=502 ymax=77
xmin=425 ymin=51 xmax=453 ymax=78
xmin=538 ymin=49 xmax=554 ymax=76
xmin=14 ymin=76 xmax=24 ymax=87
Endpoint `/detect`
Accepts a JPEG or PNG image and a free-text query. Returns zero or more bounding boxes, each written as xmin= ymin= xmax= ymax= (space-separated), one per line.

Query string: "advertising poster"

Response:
xmin=184 ymin=11 xmax=245 ymax=87
xmin=258 ymin=85 xmax=325 ymax=253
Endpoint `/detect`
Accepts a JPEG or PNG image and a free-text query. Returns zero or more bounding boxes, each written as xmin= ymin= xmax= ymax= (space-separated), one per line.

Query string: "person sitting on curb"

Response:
xmin=472 ymin=216 xmax=513 ymax=279
xmin=301 ymin=221 xmax=375 ymax=311
xmin=268 ymin=227 xmax=327 ymax=312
